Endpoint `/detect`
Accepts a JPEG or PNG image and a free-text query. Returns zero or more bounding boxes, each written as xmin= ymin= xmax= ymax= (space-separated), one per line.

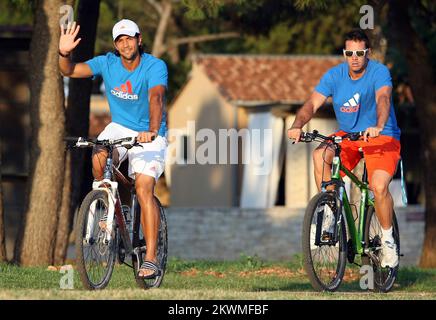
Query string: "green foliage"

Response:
xmin=294 ymin=0 xmax=329 ymax=11
xmin=0 ymin=0 xmax=33 ymax=26
xmin=182 ymin=0 xmax=227 ymax=20
xmin=244 ymin=22 xmax=294 ymax=54
xmin=94 ymin=1 xmax=116 ymax=54
xmin=165 ymin=54 xmax=191 ymax=102
xmin=233 ymin=0 xmax=365 ymax=55
xmin=2 ymin=0 xmax=435 ymax=103
xmin=238 ymin=253 xmax=265 ymax=269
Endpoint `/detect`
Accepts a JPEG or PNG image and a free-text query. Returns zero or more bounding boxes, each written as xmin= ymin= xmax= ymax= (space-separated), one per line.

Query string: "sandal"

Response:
xmin=138 ymin=260 xmax=161 ymax=279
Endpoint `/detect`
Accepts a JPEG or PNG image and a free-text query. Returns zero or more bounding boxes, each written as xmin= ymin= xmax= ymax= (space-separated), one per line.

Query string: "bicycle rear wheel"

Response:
xmin=132 ymin=196 xmax=168 ymax=289
xmin=302 ymin=191 xmax=347 ymax=291
xmin=362 ymin=206 xmax=400 ymax=292
xmin=75 ymin=190 xmax=118 ymax=290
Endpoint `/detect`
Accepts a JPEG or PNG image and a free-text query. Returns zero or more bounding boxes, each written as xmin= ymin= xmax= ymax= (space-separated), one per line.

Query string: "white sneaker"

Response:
xmin=380 ymin=240 xmax=399 ymax=268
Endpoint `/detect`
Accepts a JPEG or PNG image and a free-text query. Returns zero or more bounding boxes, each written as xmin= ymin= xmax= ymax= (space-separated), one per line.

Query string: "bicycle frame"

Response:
xmin=86 ymin=145 xmax=138 ymax=256
xmin=327 ymin=147 xmax=375 ymax=256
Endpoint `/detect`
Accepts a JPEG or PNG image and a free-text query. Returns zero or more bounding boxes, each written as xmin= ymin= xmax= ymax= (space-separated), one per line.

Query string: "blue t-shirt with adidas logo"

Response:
xmin=315 ymin=60 xmax=401 ymax=140
xmin=86 ymin=52 xmax=168 ymax=136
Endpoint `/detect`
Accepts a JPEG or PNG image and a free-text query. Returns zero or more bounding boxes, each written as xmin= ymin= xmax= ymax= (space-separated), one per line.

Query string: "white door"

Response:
xmin=240 ymin=111 xmax=284 ymax=208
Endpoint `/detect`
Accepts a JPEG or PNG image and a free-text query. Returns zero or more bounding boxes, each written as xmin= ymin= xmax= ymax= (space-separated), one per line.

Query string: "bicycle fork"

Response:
xmin=84 ymin=180 xmax=118 ymax=245
xmin=317 ymin=156 xmax=344 ymax=246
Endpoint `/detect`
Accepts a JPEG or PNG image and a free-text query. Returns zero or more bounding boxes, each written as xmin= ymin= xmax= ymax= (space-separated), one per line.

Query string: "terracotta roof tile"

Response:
xmin=194 ymin=54 xmax=343 ymax=105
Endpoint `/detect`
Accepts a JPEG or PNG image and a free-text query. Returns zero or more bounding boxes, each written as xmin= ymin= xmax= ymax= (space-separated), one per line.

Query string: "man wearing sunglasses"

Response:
xmin=288 ymin=29 xmax=401 ymax=268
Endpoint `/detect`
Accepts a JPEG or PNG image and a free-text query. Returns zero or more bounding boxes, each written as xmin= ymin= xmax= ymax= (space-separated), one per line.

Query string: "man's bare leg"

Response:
xmin=92 ymin=146 xmax=119 ymax=180
xmin=370 ymin=169 xmax=398 ymax=267
xmin=135 ymin=173 xmax=160 ymax=277
xmin=371 ymin=170 xmax=394 ymax=229
xmin=313 ymin=145 xmax=335 ymax=192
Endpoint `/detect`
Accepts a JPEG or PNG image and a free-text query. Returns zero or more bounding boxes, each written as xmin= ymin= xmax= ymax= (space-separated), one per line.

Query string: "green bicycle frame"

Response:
xmin=330 ymin=155 xmax=375 ymax=255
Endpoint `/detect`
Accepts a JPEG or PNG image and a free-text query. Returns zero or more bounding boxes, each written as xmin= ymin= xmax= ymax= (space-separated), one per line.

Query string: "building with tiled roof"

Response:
xmin=168 ymin=54 xmax=343 ymax=208
xmin=194 ymin=54 xmax=342 ymax=105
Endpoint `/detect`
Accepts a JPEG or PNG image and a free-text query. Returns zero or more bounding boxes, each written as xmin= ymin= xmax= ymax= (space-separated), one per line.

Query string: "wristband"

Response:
xmin=59 ymin=50 xmax=71 ymax=58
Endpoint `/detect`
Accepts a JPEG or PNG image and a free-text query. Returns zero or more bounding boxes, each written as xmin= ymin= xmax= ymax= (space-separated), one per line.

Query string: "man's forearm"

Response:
xmin=291 ymin=101 xmax=315 ymax=129
xmin=149 ymin=93 xmax=164 ymax=133
xmin=376 ymin=95 xmax=390 ymax=129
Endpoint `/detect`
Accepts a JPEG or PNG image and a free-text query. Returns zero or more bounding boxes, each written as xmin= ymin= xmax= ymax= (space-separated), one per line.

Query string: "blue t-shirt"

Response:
xmin=315 ymin=60 xmax=401 ymax=140
xmin=86 ymin=52 xmax=168 ymax=136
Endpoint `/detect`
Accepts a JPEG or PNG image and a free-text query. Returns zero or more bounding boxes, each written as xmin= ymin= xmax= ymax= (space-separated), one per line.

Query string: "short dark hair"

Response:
xmin=344 ymin=29 xmax=371 ymax=49
xmin=114 ymin=33 xmax=144 ymax=56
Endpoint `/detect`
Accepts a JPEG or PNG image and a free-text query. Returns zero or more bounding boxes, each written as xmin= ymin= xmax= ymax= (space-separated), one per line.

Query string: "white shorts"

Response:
xmin=97 ymin=122 xmax=167 ymax=181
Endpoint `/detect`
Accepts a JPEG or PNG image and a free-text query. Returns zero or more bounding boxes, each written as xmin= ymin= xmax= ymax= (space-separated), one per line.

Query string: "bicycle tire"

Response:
xmin=302 ymin=191 xmax=347 ymax=292
xmin=132 ymin=196 xmax=168 ymax=289
xmin=362 ymin=206 xmax=400 ymax=293
xmin=75 ymin=190 xmax=118 ymax=290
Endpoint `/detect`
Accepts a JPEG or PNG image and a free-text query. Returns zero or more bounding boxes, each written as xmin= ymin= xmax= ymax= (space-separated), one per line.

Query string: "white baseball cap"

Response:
xmin=112 ymin=19 xmax=140 ymax=41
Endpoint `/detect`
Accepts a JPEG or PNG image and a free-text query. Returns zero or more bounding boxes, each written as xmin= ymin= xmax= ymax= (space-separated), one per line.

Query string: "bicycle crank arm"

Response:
xmin=366 ymin=250 xmax=381 ymax=267
xmin=132 ymin=246 xmax=147 ymax=272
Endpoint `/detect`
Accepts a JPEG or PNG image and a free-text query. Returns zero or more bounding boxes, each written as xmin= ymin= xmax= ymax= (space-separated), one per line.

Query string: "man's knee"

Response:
xmin=371 ymin=170 xmax=393 ymax=198
xmin=135 ymin=176 xmax=155 ymax=201
xmin=313 ymin=147 xmax=333 ymax=168
xmin=371 ymin=180 xmax=390 ymax=198
xmin=92 ymin=146 xmax=107 ymax=162
xmin=92 ymin=146 xmax=119 ymax=166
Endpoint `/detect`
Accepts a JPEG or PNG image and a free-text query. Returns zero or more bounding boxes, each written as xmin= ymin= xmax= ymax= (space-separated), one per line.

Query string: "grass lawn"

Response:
xmin=1 ymin=255 xmax=435 ymax=300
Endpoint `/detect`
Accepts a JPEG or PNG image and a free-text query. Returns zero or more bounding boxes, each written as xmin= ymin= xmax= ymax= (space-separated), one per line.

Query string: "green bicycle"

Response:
xmin=299 ymin=130 xmax=400 ymax=292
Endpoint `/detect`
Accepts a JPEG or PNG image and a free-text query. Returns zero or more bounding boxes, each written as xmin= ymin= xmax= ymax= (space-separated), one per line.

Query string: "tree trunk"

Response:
xmin=15 ymin=0 xmax=66 ymax=266
xmin=54 ymin=0 xmax=100 ymax=265
xmin=152 ymin=0 xmax=172 ymax=58
xmin=387 ymin=0 xmax=436 ymax=267
xmin=0 ymin=140 xmax=6 ymax=262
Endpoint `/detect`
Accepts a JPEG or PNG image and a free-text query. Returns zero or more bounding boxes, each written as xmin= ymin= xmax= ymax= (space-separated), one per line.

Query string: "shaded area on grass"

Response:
xmin=0 ymin=254 xmax=435 ymax=297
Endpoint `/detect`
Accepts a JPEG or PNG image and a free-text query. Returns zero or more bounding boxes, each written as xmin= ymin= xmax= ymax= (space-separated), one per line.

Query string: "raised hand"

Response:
xmin=59 ymin=21 xmax=81 ymax=56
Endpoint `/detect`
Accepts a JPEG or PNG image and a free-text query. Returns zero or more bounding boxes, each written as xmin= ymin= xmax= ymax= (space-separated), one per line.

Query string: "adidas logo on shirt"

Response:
xmin=340 ymin=93 xmax=360 ymax=113
xmin=111 ymin=80 xmax=138 ymax=100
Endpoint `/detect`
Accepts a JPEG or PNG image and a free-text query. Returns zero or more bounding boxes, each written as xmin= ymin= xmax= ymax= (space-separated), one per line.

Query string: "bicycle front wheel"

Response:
xmin=362 ymin=206 xmax=400 ymax=292
xmin=75 ymin=190 xmax=118 ymax=290
xmin=132 ymin=196 xmax=168 ymax=289
xmin=302 ymin=191 xmax=347 ymax=292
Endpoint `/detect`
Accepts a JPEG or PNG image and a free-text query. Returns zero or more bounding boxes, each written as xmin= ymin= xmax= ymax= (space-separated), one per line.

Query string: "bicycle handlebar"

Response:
xmin=299 ymin=130 xmax=365 ymax=144
xmin=64 ymin=136 xmax=149 ymax=149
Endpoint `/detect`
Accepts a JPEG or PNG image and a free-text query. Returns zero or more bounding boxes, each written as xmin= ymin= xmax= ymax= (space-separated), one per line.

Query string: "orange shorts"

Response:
xmin=330 ymin=131 xmax=401 ymax=184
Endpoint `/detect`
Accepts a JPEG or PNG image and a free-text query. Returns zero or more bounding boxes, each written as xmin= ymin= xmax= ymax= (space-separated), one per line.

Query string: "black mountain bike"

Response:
xmin=66 ymin=136 xmax=168 ymax=290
